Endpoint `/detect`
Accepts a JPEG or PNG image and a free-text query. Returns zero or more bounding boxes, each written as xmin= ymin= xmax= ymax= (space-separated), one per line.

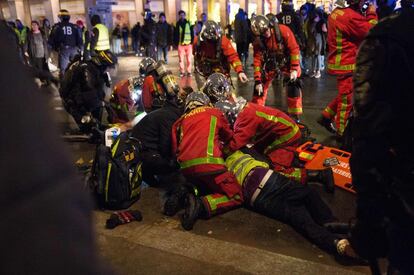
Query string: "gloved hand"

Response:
xmin=254 ymin=81 xmax=263 ymax=97
xmin=106 ymin=210 xmax=143 ymax=229
xmin=290 ymin=70 xmax=298 ymax=82
xmin=238 ymin=72 xmax=249 ymax=83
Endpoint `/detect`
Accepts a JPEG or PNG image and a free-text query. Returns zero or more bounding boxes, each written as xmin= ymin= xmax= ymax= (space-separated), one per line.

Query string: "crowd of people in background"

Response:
xmin=3 ymin=2 xmax=330 ymax=81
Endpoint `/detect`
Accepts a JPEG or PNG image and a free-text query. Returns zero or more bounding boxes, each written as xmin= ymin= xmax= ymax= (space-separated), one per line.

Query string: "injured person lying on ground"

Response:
xmin=179 ymin=150 xmax=357 ymax=259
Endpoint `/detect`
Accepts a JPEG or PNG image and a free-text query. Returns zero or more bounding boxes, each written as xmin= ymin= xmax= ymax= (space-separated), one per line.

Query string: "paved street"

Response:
xmin=51 ymin=51 xmax=372 ymax=274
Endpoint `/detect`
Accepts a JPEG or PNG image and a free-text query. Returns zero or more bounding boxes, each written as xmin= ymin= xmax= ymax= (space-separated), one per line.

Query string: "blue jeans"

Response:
xmin=157 ymin=46 xmax=168 ymax=63
xmin=59 ymin=46 xmax=78 ymax=77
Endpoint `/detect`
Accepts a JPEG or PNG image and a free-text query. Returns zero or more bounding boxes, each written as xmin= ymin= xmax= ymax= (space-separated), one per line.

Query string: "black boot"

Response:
xmin=307 ymin=168 xmax=335 ymax=193
xmin=181 ymin=193 xmax=207 ymax=231
xmin=164 ymin=185 xmax=190 ymax=217
xmin=317 ymin=115 xmax=337 ymax=134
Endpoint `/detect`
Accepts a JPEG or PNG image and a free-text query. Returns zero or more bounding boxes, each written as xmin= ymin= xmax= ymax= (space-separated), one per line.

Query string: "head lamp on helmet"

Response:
xmin=152 ymin=61 xmax=180 ymax=98
xmin=251 ymin=15 xmax=270 ymax=36
xmin=185 ymin=91 xmax=211 ymax=112
xmin=200 ymin=20 xmax=222 ymax=41
xmin=202 ymin=73 xmax=232 ymax=103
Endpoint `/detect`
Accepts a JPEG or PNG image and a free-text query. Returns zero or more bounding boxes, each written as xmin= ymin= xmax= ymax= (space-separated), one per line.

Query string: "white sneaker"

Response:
xmin=309 ymin=71 xmax=316 ymax=78
xmin=314 ymin=71 xmax=321 ymax=78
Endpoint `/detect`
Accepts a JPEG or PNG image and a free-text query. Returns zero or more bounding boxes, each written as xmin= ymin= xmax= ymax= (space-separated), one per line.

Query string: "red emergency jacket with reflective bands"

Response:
xmin=172 ymin=106 xmax=233 ymax=174
xmin=327 ymin=6 xmax=377 ymax=75
xmin=193 ymin=35 xmax=243 ymax=75
xmin=253 ymin=24 xmax=300 ymax=81
xmin=229 ymin=103 xmax=301 ymax=154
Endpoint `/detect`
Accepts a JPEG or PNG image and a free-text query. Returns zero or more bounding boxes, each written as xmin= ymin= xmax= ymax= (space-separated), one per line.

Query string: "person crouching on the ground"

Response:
xmin=215 ymin=98 xmax=335 ymax=193
xmin=172 ymin=92 xmax=244 ymax=230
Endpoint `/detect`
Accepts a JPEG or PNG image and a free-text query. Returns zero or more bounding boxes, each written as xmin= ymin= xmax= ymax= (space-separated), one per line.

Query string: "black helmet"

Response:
xmin=281 ymin=0 xmax=294 ymax=11
xmin=91 ymin=50 xmax=117 ymax=68
xmin=200 ymin=20 xmax=222 ymax=41
xmin=202 ymin=73 xmax=232 ymax=104
xmin=251 ymin=15 xmax=270 ymax=36
xmin=185 ymin=91 xmax=211 ymax=112
xmin=214 ymin=97 xmax=247 ymax=127
xmin=265 ymin=13 xmax=278 ymax=27
xmin=139 ymin=57 xmax=156 ymax=76
xmin=58 ymin=9 xmax=70 ymax=22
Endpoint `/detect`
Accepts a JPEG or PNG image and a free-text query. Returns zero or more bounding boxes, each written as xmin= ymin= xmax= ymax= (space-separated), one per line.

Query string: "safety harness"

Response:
xmin=259 ymin=22 xmax=289 ymax=78
xmin=194 ymin=36 xmax=230 ymax=77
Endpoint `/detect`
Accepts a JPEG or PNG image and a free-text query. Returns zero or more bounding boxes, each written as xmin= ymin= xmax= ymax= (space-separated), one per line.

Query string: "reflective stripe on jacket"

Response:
xmin=94 ymin=23 xmax=110 ymax=51
xmin=327 ymin=7 xmax=377 ymax=75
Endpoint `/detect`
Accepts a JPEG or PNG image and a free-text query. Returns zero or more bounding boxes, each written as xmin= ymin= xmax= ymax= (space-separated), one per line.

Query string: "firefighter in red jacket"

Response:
xmin=251 ymin=15 xmax=302 ymax=122
xmin=193 ymin=20 xmax=248 ymax=87
xmin=214 ymin=98 xmax=334 ymax=193
xmin=172 ymin=91 xmax=243 ymax=230
xmin=317 ymin=0 xmax=377 ymax=137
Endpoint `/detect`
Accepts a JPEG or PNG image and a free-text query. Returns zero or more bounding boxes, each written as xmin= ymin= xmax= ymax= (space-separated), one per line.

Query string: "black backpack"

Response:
xmin=89 ymin=131 xmax=143 ymax=210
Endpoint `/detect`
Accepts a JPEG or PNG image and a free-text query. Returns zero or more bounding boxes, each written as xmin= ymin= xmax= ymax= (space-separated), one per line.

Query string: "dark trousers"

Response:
xmin=145 ymin=44 xmax=157 ymax=60
xmin=31 ymin=57 xmax=49 ymax=73
xmin=253 ymin=172 xmax=338 ymax=252
xmin=59 ymin=47 xmax=78 ymax=77
xmin=236 ymin=42 xmax=249 ymax=65
xmin=157 ymin=45 xmax=168 ymax=63
xmin=123 ymin=37 xmax=128 ymax=52
xmin=132 ymin=38 xmax=140 ymax=53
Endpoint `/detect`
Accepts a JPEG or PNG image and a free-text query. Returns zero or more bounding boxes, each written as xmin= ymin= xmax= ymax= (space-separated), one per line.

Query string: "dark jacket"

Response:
xmin=121 ymin=26 xmax=129 ymax=39
xmin=132 ymin=100 xmax=183 ymax=158
xmin=156 ymin=22 xmax=173 ymax=47
xmin=112 ymin=27 xmax=121 ymax=39
xmin=276 ymin=10 xmax=305 ymax=48
xmin=27 ymin=31 xmax=49 ymax=60
xmin=141 ymin=19 xmax=157 ymax=46
xmin=131 ymin=23 xmax=141 ymax=40
xmin=174 ymin=19 xmax=194 ymax=46
xmin=234 ymin=12 xmax=249 ymax=44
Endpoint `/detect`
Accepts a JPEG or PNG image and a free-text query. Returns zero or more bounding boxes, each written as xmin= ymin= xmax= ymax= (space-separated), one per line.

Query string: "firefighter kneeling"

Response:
xmin=251 ymin=15 xmax=303 ymax=122
xmin=172 ymin=92 xmax=244 ymax=230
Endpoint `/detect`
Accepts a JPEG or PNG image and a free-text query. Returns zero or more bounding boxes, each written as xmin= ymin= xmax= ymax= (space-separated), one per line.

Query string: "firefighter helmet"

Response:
xmin=265 ymin=13 xmax=278 ymax=27
xmin=139 ymin=57 xmax=156 ymax=76
xmin=58 ymin=9 xmax=70 ymax=22
xmin=281 ymin=0 xmax=295 ymax=11
xmin=200 ymin=20 xmax=222 ymax=41
xmin=251 ymin=15 xmax=270 ymax=36
xmin=185 ymin=91 xmax=211 ymax=112
xmin=214 ymin=97 xmax=247 ymax=127
xmin=202 ymin=73 xmax=232 ymax=104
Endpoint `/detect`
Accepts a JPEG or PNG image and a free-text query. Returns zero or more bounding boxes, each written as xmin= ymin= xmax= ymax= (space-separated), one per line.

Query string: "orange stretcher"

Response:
xmin=296 ymin=142 xmax=355 ymax=194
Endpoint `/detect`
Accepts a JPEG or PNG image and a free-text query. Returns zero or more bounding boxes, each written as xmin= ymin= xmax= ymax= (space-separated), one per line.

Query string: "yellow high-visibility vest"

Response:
xmin=93 ymin=23 xmax=110 ymax=51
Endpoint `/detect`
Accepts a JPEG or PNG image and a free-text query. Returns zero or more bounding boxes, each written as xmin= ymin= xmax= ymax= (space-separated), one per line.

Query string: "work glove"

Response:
xmin=254 ymin=81 xmax=263 ymax=97
xmin=290 ymin=70 xmax=298 ymax=82
xmin=238 ymin=72 xmax=249 ymax=83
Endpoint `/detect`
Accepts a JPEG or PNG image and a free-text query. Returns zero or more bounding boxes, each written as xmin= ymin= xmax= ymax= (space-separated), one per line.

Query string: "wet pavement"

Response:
xmin=51 ymin=51 xmax=372 ymax=274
